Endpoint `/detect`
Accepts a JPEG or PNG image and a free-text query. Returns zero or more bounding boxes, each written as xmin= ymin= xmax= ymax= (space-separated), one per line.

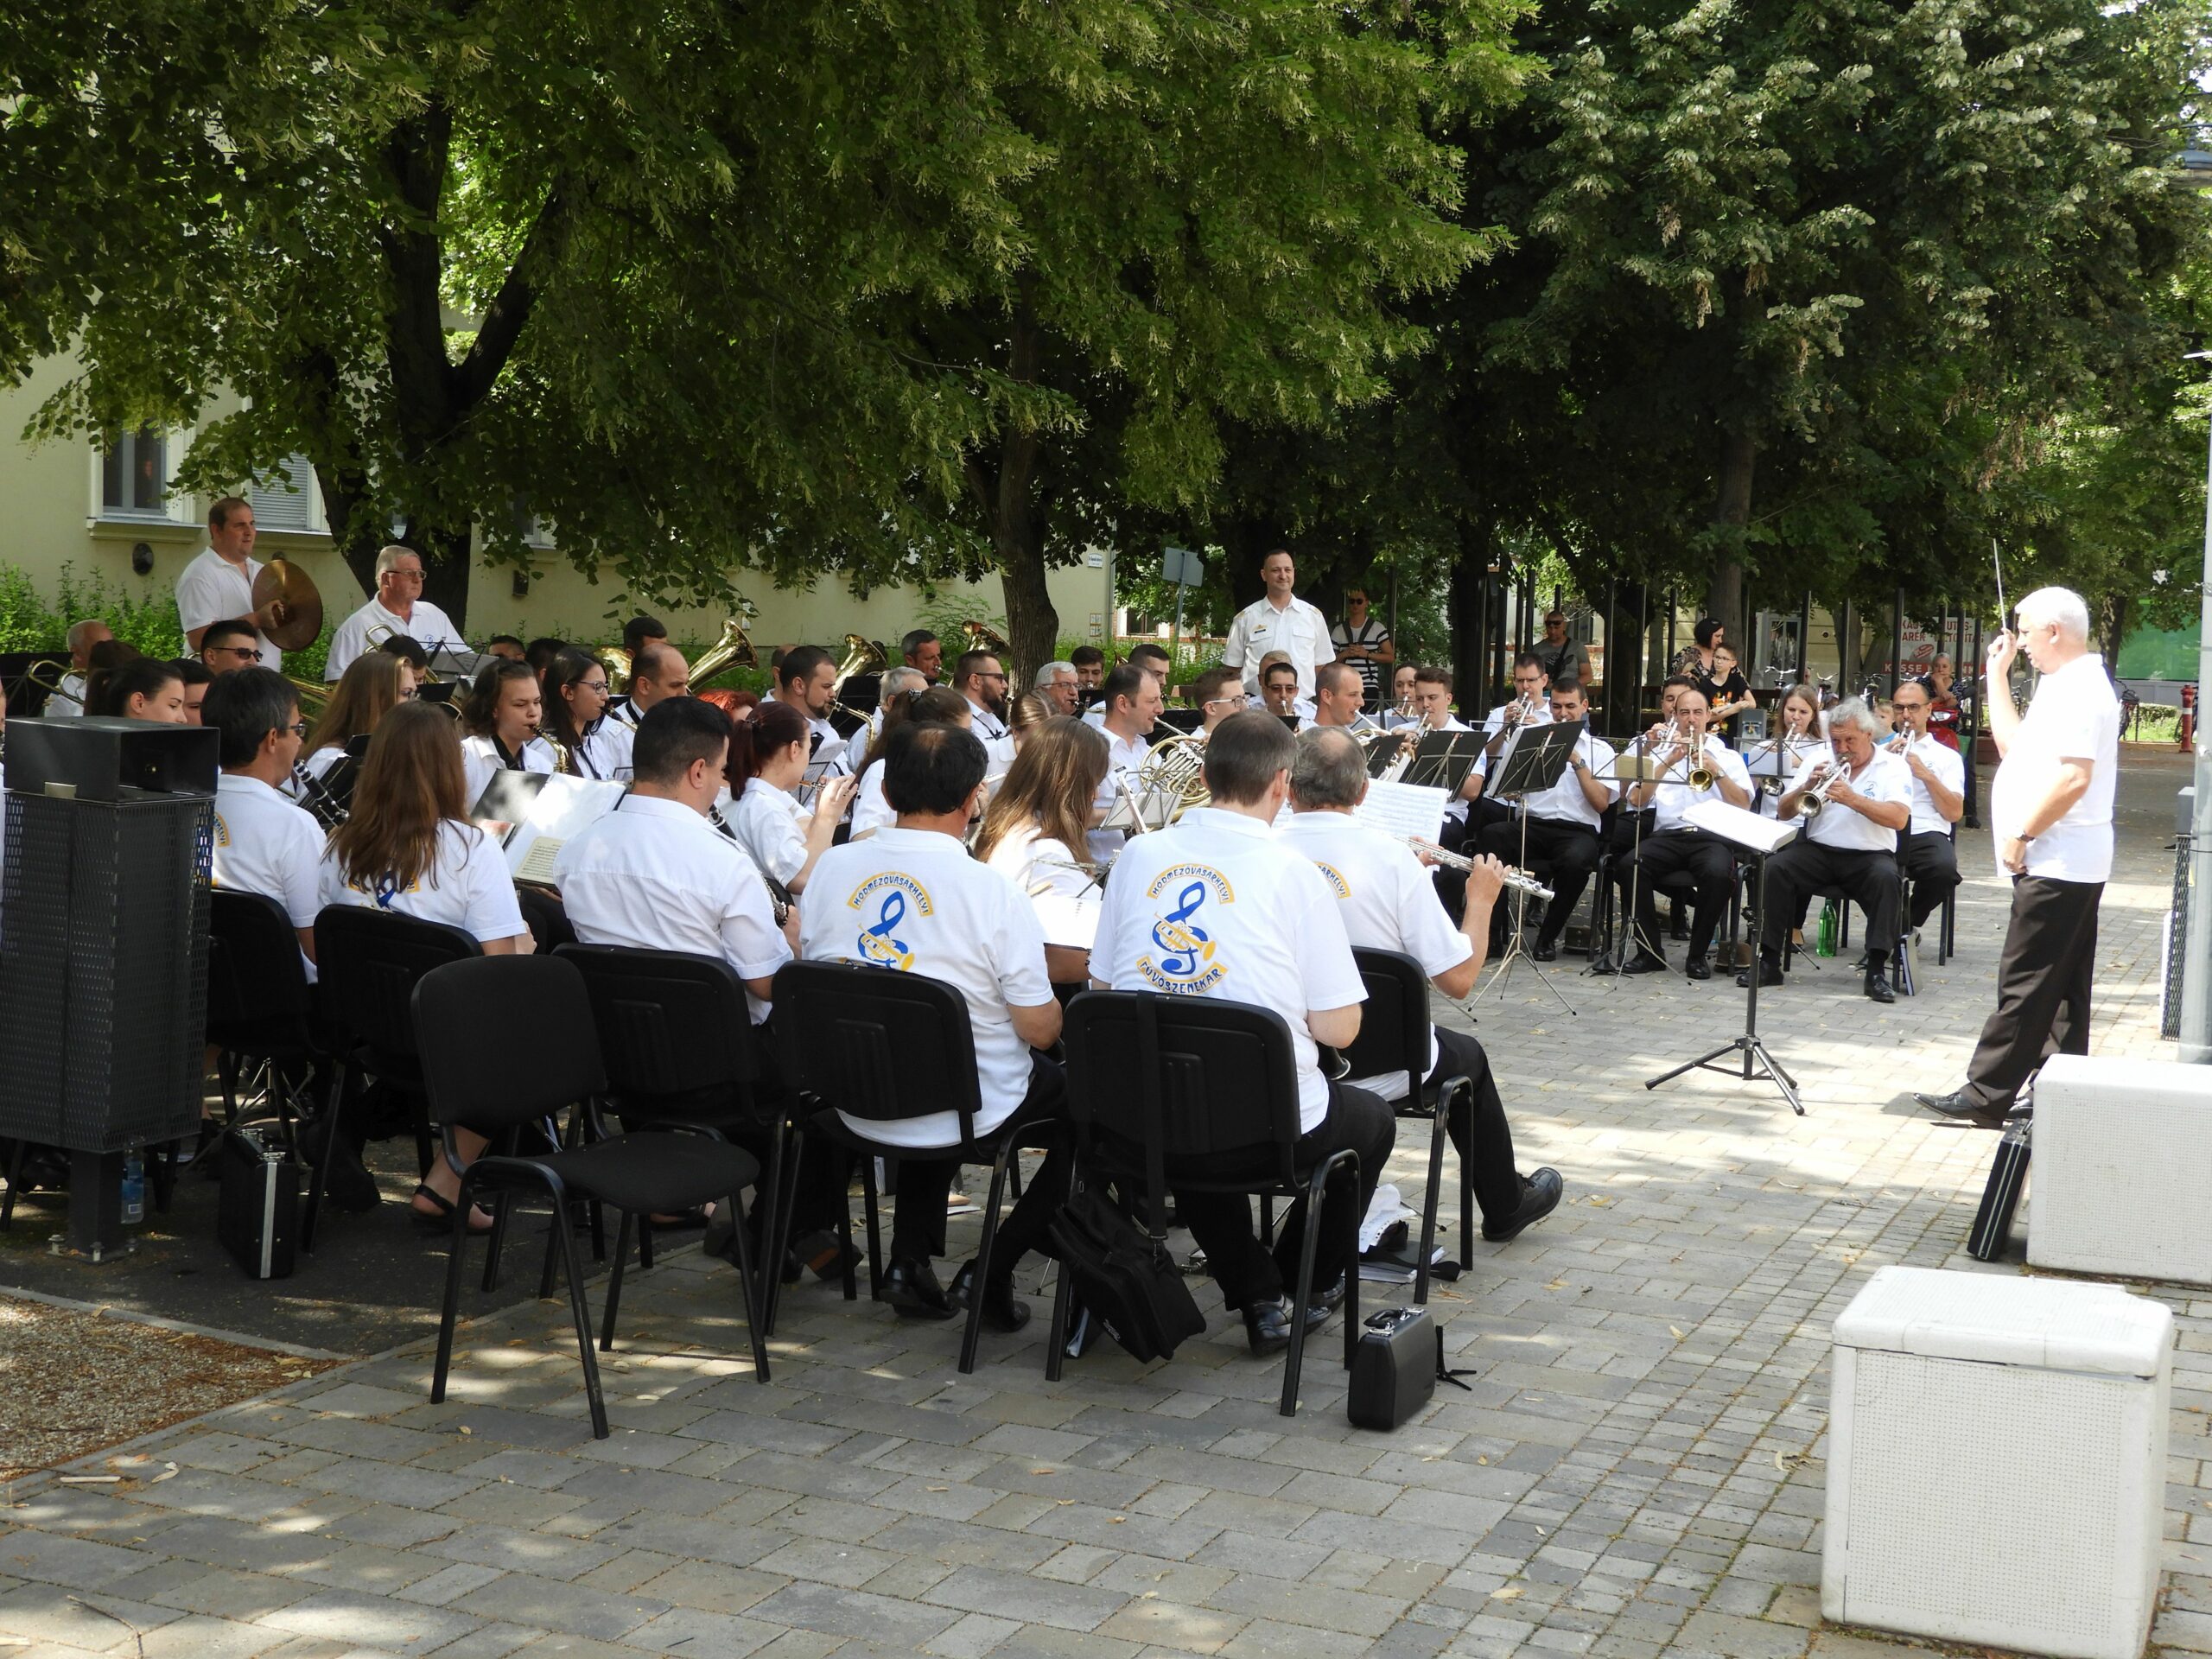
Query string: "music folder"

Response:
xmin=469 ymin=771 xmax=627 ymax=886
xmin=1681 ymin=798 xmax=1799 ymax=855
xmin=1398 ymin=730 xmax=1484 ymax=798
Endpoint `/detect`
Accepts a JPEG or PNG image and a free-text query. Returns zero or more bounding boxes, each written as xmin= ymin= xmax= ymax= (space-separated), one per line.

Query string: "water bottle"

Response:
xmin=120 ymin=1149 xmax=146 ymax=1225
xmin=1815 ymin=900 xmax=1839 ymax=958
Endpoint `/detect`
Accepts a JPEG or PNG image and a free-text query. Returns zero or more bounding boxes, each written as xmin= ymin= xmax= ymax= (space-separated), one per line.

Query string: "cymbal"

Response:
xmin=251 ymin=559 xmax=324 ymax=652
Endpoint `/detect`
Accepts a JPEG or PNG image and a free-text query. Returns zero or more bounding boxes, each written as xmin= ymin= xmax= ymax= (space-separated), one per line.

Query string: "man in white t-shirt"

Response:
xmin=1611 ymin=685 xmax=1752 ymax=979
xmin=1752 ymin=698 xmax=1911 ymax=1002
xmin=802 ymin=722 xmax=1069 ymax=1334
xmin=1918 ymin=587 xmax=2121 ymax=1128
xmin=43 ymin=619 xmax=111 ymax=718
xmin=206 ymin=669 xmax=324 ymax=976
xmin=324 ymin=545 xmax=467 ymax=680
xmin=1465 ymin=654 xmax=1554 ymax=840
xmin=1089 ymin=662 xmax=1163 ymax=862
xmin=1092 ymin=712 xmax=1391 ymax=1355
xmin=1220 ymin=549 xmax=1335 ymax=701
xmin=1283 ymin=729 xmax=1563 ymax=1243
xmin=1473 ymin=679 xmax=1617 ymax=960
xmin=1886 ymin=679 xmax=1966 ymax=934
xmin=175 ymin=497 xmax=284 ymax=669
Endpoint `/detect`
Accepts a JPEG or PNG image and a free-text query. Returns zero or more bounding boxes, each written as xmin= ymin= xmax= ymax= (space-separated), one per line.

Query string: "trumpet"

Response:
xmin=1796 ymin=760 xmax=1844 ymax=819
xmin=1684 ymin=733 xmax=1715 ymax=791
xmin=1882 ymin=727 xmax=1912 ymax=753
xmin=1502 ymin=690 xmax=1541 ymax=730
xmin=1376 ymin=726 xmax=1421 ymax=785
xmin=1400 ymin=837 xmax=1554 ymax=900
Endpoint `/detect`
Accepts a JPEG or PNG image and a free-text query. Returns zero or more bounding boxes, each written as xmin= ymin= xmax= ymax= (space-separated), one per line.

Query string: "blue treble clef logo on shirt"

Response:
xmin=857 ymin=887 xmax=914 ymax=970
xmin=372 ymin=872 xmax=402 ymax=911
xmin=1148 ymin=881 xmax=1215 ymax=980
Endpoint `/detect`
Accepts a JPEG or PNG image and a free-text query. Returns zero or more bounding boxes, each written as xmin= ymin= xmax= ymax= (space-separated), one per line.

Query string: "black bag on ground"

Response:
xmin=1967 ymin=1117 xmax=2031 ymax=1262
xmin=218 ymin=1125 xmax=301 ymax=1281
xmin=1046 ymin=1174 xmax=1204 ymax=1363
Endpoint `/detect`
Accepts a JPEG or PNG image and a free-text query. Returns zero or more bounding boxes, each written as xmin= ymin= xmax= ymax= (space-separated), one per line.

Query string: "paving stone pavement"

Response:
xmin=4 ymin=746 xmax=2209 ymax=1659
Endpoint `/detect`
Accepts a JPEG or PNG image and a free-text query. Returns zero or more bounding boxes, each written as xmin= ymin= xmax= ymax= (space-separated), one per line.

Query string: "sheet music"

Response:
xmin=1352 ymin=779 xmax=1452 ymax=842
xmin=1683 ymin=798 xmax=1800 ymax=854
xmin=515 ymin=837 xmax=565 ymax=886
xmin=1029 ymin=890 xmax=1102 ymax=950
xmin=494 ymin=773 xmax=627 ymax=880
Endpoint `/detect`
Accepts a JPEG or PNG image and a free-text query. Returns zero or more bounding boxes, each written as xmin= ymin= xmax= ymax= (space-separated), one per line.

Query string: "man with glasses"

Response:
xmin=1033 ymin=660 xmax=1080 ymax=715
xmin=199 ymin=619 xmax=264 ymax=675
xmin=325 ymin=544 xmax=466 ymax=680
xmin=1331 ymin=588 xmax=1394 ymax=708
xmin=954 ymin=650 xmax=1013 ymax=741
xmin=1889 ymin=681 xmax=1966 ymax=938
xmin=1531 ymin=610 xmax=1590 ymax=690
xmin=1190 ymin=665 xmax=1245 ymax=737
xmin=178 ymin=497 xmax=284 ymax=668
xmin=205 ymin=668 xmax=323 ymax=974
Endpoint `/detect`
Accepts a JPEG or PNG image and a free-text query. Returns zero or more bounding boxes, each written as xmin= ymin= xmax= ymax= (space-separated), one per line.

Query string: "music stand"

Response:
xmin=1400 ymin=729 xmax=1484 ymax=797
xmin=1471 ymin=722 xmax=1584 ymax=1014
xmin=1643 ymin=801 xmax=1804 ymax=1116
xmin=1586 ymin=742 xmax=1663 ymax=976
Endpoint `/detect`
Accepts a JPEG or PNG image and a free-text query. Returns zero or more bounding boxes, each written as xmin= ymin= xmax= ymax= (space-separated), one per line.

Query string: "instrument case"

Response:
xmin=218 ymin=1125 xmax=302 ymax=1280
xmin=1967 ymin=1117 xmax=2031 ymax=1262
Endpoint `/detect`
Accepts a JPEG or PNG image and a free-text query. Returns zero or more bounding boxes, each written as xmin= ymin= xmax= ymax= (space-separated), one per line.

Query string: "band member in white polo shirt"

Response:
xmin=1886 ymin=679 xmax=1965 ymax=933
xmin=324 ymin=545 xmax=467 ymax=680
xmin=175 ymin=497 xmax=284 ymax=668
xmin=1917 ymin=587 xmax=2121 ymax=1128
xmin=1473 ymin=679 xmax=1617 ymax=960
xmin=1283 ymin=728 xmax=1564 ymax=1243
xmin=459 ymin=658 xmax=558 ymax=806
xmin=1093 ymin=712 xmax=1393 ymax=1356
xmin=1189 ymin=665 xmax=1246 ymax=739
xmin=1611 ymin=685 xmax=1751 ymax=978
xmin=207 ymin=668 xmax=324 ymax=974
xmin=1089 ymin=663 xmax=1161 ymax=863
xmin=1466 ymin=655 xmax=1554 ymax=837
xmin=802 ymin=722 xmax=1071 ymax=1332
xmin=767 ymin=646 xmax=846 ymax=760
xmin=1221 ymin=548 xmax=1335 ymax=701
xmin=953 ymin=649 xmax=1012 ymax=743
xmin=1749 ymin=697 xmax=1911 ymax=1002
xmin=1305 ymin=662 xmax=1376 ymax=734
xmin=540 ymin=648 xmax=635 ymax=781
xmin=43 ymin=619 xmax=111 ymax=717
xmin=725 ymin=701 xmax=855 ymax=893
xmin=606 ymin=640 xmax=691 ymax=733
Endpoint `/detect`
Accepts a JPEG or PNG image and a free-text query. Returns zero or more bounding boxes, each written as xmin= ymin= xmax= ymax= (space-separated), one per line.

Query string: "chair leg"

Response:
xmin=430 ymin=1171 xmax=480 ymax=1406
xmin=756 ymin=1118 xmax=790 ymax=1336
xmin=537 ymin=1203 xmax=565 ymax=1300
xmin=721 ymin=1188 xmax=772 ymax=1384
xmin=1044 ymin=1151 xmax=1081 ymax=1382
xmin=1342 ymin=1159 xmax=1364 ymax=1372
xmin=600 ymin=1211 xmax=636 ymax=1352
xmin=547 ymin=1185 xmax=610 ymax=1440
xmin=1259 ymin=1194 xmax=1274 ymax=1249
xmin=1281 ymin=1155 xmax=1346 ymax=1419
xmin=217 ymin=1052 xmax=239 ymax=1124
xmin=1007 ymin=1152 xmax=1024 ymax=1202
xmin=301 ymin=1061 xmax=351 ymax=1255
xmin=958 ymin=1141 xmax=1016 ymax=1376
xmin=483 ymin=1190 xmax=514 ymax=1294
xmin=860 ymin=1154 xmax=884 ymax=1301
xmin=638 ymin=1216 xmax=656 ymax=1272
xmin=414 ymin=1094 xmax=435 ymax=1181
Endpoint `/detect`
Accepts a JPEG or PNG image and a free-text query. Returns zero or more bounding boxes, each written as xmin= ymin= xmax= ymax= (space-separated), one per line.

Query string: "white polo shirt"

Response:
xmin=1090 ymin=727 xmax=1153 ymax=863
xmin=555 ymin=795 xmax=790 ymax=1025
xmin=800 ymin=826 xmax=1053 ymax=1147
xmin=1279 ymin=810 xmax=1470 ymax=1102
xmin=1222 ymin=594 xmax=1334 ymax=699
xmin=1095 ymin=806 xmax=1365 ymax=1131
xmin=1649 ymin=736 xmax=1752 ymax=835
xmin=1478 ymin=702 xmax=1554 ymax=742
xmin=964 ymin=696 xmax=1010 ymax=742
xmin=982 ymin=822 xmax=1094 ymax=906
xmin=729 ymin=775 xmax=808 ymax=886
xmin=317 ymin=820 xmax=525 ymax=944
xmin=45 ymin=671 xmax=88 ymax=718
xmin=211 ymin=773 xmax=325 ymax=981
xmin=850 ymin=761 xmax=896 ymax=840
xmin=570 ymin=720 xmax=634 ymax=783
xmin=175 ymin=549 xmax=282 ymax=668
xmin=324 ymin=596 xmax=466 ymax=680
xmin=1897 ymin=733 xmax=1966 ymax=836
xmin=461 ymin=734 xmax=556 ymax=811
xmin=1473 ymin=725 xmax=1618 ymax=831
xmin=1990 ymin=652 xmax=2121 ymax=883
xmin=1783 ymin=748 xmax=1910 ymax=854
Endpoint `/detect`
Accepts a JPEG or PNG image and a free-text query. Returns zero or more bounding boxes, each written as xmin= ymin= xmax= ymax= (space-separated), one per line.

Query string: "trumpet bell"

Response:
xmin=1132 ymin=733 xmax=1211 ymax=823
xmin=1686 ymin=764 xmax=1715 ymax=791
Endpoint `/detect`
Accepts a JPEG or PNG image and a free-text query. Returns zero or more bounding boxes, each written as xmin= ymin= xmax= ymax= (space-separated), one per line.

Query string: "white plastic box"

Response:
xmin=2029 ymin=1052 xmax=2212 ymax=1286
xmin=1822 ymin=1266 xmax=2171 ymax=1659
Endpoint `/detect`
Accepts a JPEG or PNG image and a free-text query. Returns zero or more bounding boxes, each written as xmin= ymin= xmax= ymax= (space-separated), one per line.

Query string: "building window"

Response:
xmin=250 ymin=453 xmax=322 ymax=532
xmin=99 ymin=429 xmax=168 ymax=517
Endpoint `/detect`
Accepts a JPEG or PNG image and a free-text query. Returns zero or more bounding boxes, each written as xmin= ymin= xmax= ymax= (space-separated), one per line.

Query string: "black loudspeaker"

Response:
xmin=3 ymin=715 xmax=218 ymax=801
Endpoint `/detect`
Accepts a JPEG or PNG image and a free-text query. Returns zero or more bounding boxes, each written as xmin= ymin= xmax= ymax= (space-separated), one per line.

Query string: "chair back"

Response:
xmin=554 ymin=944 xmax=761 ymax=1103
xmin=207 ymin=889 xmax=314 ymax=1042
xmin=413 ymin=955 xmax=608 ymax=1135
xmin=314 ymin=906 xmax=481 ymax=1065
xmin=772 ymin=960 xmax=982 ymax=1144
xmin=1061 ymin=990 xmax=1302 ymax=1184
xmin=1338 ymin=948 xmax=1428 ymax=1096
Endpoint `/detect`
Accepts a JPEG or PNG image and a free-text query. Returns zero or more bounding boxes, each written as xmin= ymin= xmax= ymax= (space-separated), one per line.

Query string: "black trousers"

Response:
xmin=1964 ymin=876 xmax=2103 ymax=1111
xmin=1897 ymin=830 xmax=1961 ymax=930
xmin=1760 ymin=840 xmax=1901 ymax=960
xmin=888 ymin=1054 xmax=1071 ymax=1279
xmin=1478 ymin=817 xmax=1600 ymax=948
xmin=1618 ymin=830 xmax=1733 ymax=960
xmin=1430 ymin=1027 xmax=1529 ymax=1222
xmin=1173 ymin=1081 xmax=1395 ymax=1309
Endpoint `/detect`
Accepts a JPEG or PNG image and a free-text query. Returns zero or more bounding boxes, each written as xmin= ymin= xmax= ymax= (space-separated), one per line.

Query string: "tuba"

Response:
xmin=961 ymin=618 xmax=1014 ymax=658
xmin=594 ymin=645 xmax=632 ymax=694
xmin=690 ymin=601 xmax=760 ymax=690
xmin=833 ymin=632 xmax=888 ymax=693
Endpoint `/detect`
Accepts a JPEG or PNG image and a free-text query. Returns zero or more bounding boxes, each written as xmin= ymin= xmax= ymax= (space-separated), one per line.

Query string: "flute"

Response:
xmin=1400 ymin=836 xmax=1554 ymax=900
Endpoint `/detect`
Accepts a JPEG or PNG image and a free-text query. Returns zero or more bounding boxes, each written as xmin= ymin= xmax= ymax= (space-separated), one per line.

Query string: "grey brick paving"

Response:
xmin=8 ymin=749 xmax=2212 ymax=1658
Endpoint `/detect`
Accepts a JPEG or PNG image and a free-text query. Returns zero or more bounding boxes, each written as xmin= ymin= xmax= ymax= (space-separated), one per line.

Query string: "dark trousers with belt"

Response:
xmin=1618 ymin=830 xmax=1733 ymax=961
xmin=1897 ymin=830 xmax=1961 ymax=930
xmin=1963 ymin=876 xmax=2103 ymax=1111
xmin=1478 ymin=817 xmax=1600 ymax=949
xmin=889 ymin=1054 xmax=1071 ymax=1281
xmin=1173 ymin=1081 xmax=1395 ymax=1309
xmin=1760 ymin=840 xmax=1901 ymax=960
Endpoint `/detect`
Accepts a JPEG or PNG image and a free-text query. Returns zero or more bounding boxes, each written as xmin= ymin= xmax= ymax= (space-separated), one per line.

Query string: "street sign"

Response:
xmin=1161 ymin=545 xmax=1205 ymax=588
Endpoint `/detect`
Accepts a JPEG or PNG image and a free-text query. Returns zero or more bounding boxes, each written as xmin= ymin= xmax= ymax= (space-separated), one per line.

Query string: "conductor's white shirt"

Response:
xmin=175 ymin=549 xmax=282 ymax=668
xmin=1221 ymin=594 xmax=1334 ymax=699
xmin=211 ymin=773 xmax=325 ymax=981
xmin=555 ymin=796 xmax=790 ymax=1025
xmin=1783 ymin=749 xmax=1910 ymax=854
xmin=1279 ymin=810 xmax=1469 ymax=1103
xmin=1095 ymin=806 xmax=1365 ymax=1132
xmin=801 ymin=826 xmax=1053 ymax=1147
xmin=1649 ymin=736 xmax=1751 ymax=836
xmin=317 ymin=820 xmax=525 ymax=944
xmin=1897 ymin=733 xmax=1967 ymax=837
xmin=1990 ymin=652 xmax=2121 ymax=883
xmin=728 ymin=775 xmax=808 ymax=887
xmin=461 ymin=734 xmax=556 ymax=811
xmin=1473 ymin=724 xmax=1618 ymax=831
xmin=324 ymin=596 xmax=465 ymax=680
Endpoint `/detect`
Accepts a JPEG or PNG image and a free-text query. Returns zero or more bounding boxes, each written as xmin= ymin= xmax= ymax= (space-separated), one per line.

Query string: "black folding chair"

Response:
xmin=205 ymin=890 xmax=324 ymax=1142
xmin=772 ymin=959 xmax=1058 ymax=1374
xmin=308 ymin=907 xmax=481 ymax=1250
xmin=419 ymin=954 xmax=770 ymax=1439
xmin=1340 ymin=948 xmax=1476 ymax=1259
xmin=1051 ymin=990 xmax=1362 ymax=1418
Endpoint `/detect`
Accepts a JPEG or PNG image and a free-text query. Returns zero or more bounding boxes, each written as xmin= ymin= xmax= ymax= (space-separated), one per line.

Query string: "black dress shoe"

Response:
xmin=1684 ymin=954 xmax=1712 ymax=981
xmin=950 ymin=1260 xmax=1031 ymax=1332
xmin=1242 ymin=1296 xmax=1331 ymax=1356
xmin=1621 ymin=950 xmax=1667 ymax=976
xmin=1914 ymin=1090 xmax=2009 ymax=1130
xmin=1483 ymin=1167 xmax=1564 ymax=1243
xmin=1863 ymin=969 xmax=1896 ymax=1005
xmin=1312 ymin=1274 xmax=1347 ymax=1316
xmin=880 ymin=1256 xmax=956 ymax=1320
xmin=1530 ymin=940 xmax=1559 ymax=963
xmin=1736 ymin=960 xmax=1785 ymax=989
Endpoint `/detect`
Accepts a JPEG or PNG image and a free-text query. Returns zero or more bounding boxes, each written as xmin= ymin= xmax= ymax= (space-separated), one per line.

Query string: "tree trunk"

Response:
xmin=316 ymin=474 xmax=474 ymax=634
xmin=1451 ymin=517 xmax=1491 ymax=718
xmin=2101 ymin=592 xmax=2130 ymax=670
xmin=1706 ymin=426 xmax=1757 ymax=646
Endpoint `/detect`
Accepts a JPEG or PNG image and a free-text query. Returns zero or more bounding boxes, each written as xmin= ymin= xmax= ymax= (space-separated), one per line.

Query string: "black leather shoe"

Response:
xmin=1736 ymin=960 xmax=1785 ymax=989
xmin=1242 ymin=1296 xmax=1331 ymax=1355
xmin=1483 ymin=1167 xmax=1564 ymax=1243
xmin=1684 ymin=955 xmax=1712 ymax=981
xmin=318 ymin=1136 xmax=383 ymax=1215
xmin=1312 ymin=1274 xmax=1347 ymax=1316
xmin=1621 ymin=950 xmax=1667 ymax=976
xmin=1914 ymin=1090 xmax=2009 ymax=1130
xmin=1530 ymin=940 xmax=1559 ymax=962
xmin=881 ymin=1256 xmax=956 ymax=1320
xmin=950 ymin=1260 xmax=1031 ymax=1332
xmin=1863 ymin=969 xmax=1896 ymax=1005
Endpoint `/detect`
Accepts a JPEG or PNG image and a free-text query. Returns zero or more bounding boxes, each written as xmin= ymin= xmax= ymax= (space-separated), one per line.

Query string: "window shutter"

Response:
xmin=250 ymin=454 xmax=318 ymax=531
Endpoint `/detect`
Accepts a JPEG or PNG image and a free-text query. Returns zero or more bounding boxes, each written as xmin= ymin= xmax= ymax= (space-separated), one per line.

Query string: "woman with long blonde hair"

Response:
xmin=973 ymin=716 xmax=1109 ymax=988
xmin=295 ymin=652 xmax=416 ymax=808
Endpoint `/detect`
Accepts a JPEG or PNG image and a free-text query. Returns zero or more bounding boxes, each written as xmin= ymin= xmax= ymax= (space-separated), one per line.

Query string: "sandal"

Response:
xmin=410 ymin=1183 xmax=494 ymax=1236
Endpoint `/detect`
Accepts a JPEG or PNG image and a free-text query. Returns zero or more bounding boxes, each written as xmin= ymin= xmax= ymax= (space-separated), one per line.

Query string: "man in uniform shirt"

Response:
xmin=1190 ymin=665 xmax=1246 ymax=738
xmin=1259 ymin=658 xmax=1302 ymax=721
xmin=1611 ymin=686 xmax=1751 ymax=978
xmin=1330 ymin=587 xmax=1393 ymax=708
xmin=1749 ymin=698 xmax=1911 ymax=1002
xmin=1473 ymin=679 xmax=1617 ymax=961
xmin=1071 ymin=645 xmax=1106 ymax=701
xmin=1917 ymin=587 xmax=2120 ymax=1128
xmin=1887 ymin=679 xmax=1965 ymax=934
xmin=801 ymin=722 xmax=1070 ymax=1331
xmin=1381 ymin=662 xmax=1422 ymax=728
xmin=1090 ymin=664 xmax=1163 ymax=861
xmin=1306 ymin=662 xmax=1375 ymax=733
xmin=953 ymin=649 xmax=1012 ymax=742
xmin=607 ymin=641 xmax=692 ymax=731
xmin=768 ymin=645 xmax=845 ymax=759
xmin=206 ymin=668 xmax=322 ymax=975
xmin=324 ymin=546 xmax=466 ymax=680
xmin=900 ymin=629 xmax=944 ymax=683
xmin=44 ymin=619 xmax=111 ymax=717
xmin=175 ymin=498 xmax=285 ymax=667
xmin=1093 ymin=713 xmax=1390 ymax=1354
xmin=1033 ymin=661 xmax=1080 ymax=715
xmin=1221 ymin=549 xmax=1335 ymax=701
xmin=1283 ymin=729 xmax=1564 ymax=1242
xmin=1465 ymin=655 xmax=1554 ymax=837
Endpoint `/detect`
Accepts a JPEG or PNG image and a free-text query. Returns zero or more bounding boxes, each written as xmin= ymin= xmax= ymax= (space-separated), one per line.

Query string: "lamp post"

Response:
xmin=2179 ymin=357 xmax=2212 ymax=1062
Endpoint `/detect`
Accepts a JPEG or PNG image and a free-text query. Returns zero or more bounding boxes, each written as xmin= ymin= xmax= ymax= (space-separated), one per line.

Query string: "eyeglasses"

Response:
xmin=1202 ymin=696 xmax=1243 ymax=709
xmin=210 ymin=645 xmax=258 ymax=660
xmin=579 ymin=681 xmax=609 ymax=695
xmin=288 ymin=721 xmax=309 ymax=738
xmin=399 ymin=687 xmax=419 ymax=700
